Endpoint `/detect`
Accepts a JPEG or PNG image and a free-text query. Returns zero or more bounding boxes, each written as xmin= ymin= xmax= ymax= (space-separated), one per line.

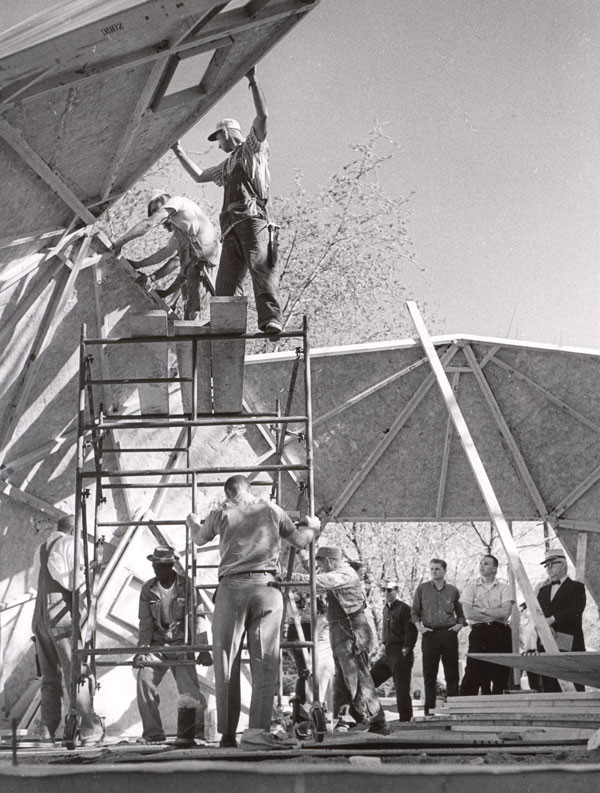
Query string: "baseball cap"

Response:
xmin=207 ymin=118 xmax=242 ymax=141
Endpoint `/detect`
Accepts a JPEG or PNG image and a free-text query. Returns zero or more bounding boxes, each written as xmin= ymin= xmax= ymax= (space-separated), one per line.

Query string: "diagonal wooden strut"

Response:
xmin=329 ymin=344 xmax=459 ymax=518
xmin=406 ymin=301 xmax=572 ymax=690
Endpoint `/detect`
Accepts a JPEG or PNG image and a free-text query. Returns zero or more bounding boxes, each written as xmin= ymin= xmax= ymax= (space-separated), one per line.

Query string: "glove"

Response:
xmin=197 ymin=651 xmax=213 ymax=667
xmin=300 ymin=515 xmax=321 ymax=532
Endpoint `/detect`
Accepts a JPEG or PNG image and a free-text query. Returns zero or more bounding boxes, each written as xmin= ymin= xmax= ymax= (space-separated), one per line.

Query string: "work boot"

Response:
xmin=175 ymin=707 xmax=196 ymax=747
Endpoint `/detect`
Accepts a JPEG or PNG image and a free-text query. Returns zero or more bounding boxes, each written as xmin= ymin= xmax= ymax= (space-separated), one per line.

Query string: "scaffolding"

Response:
xmin=64 ymin=313 xmax=322 ymax=747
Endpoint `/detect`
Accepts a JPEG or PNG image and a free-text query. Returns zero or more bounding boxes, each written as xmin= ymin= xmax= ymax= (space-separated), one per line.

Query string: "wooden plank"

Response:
xmin=407 ymin=302 xmax=570 ymax=686
xmin=100 ymin=55 xmax=171 ymax=201
xmin=0 ymin=478 xmax=68 ymax=518
xmin=313 ymin=358 xmax=428 ymax=430
xmin=449 ymin=691 xmax=600 ymax=703
xmin=464 ymin=343 xmax=549 ymax=519
xmin=210 ymin=296 xmax=248 ymax=414
xmin=0 ymin=116 xmax=96 ymax=225
xmin=173 ymin=320 xmax=213 ymax=415
xmin=130 ymin=311 xmax=170 ymax=415
xmin=330 ymin=344 xmax=459 ymax=518
xmin=467 ymin=652 xmax=600 ymax=690
xmin=576 ymin=531 xmax=588 ymax=581
xmin=436 ymin=371 xmax=457 ymax=518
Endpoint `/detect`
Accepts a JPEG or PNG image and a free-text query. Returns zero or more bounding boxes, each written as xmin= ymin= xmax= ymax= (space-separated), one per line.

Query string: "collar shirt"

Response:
xmin=191 ymin=492 xmax=296 ymax=578
xmin=382 ymin=599 xmax=418 ymax=651
xmin=138 ymin=572 xmax=189 ymax=646
xmin=32 ymin=531 xmax=83 ymax=591
xmin=201 ymin=126 xmax=271 ymax=235
xmin=460 ymin=577 xmax=513 ymax=624
xmin=162 ymin=196 xmax=220 ymax=267
xmin=411 ymin=580 xmax=465 ymax=628
xmin=550 ymin=575 xmax=567 ymax=600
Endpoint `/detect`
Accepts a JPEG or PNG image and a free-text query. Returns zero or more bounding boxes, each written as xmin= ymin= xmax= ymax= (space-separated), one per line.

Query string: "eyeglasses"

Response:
xmin=544 ymin=560 xmax=563 ymax=568
xmin=384 ymin=588 xmax=396 ymax=593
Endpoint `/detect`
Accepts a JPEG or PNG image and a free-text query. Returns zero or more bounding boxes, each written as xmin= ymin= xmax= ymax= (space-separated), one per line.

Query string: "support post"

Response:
xmin=406 ymin=301 xmax=573 ymax=691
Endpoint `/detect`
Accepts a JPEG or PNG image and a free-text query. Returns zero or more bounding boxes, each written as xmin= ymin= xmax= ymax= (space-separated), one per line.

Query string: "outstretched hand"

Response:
xmin=245 ymin=66 xmax=257 ymax=83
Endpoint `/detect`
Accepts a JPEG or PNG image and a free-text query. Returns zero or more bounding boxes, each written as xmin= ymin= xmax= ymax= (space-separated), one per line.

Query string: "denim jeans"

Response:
xmin=216 ymin=218 xmax=281 ymax=330
xmin=212 ymin=572 xmax=283 ymax=736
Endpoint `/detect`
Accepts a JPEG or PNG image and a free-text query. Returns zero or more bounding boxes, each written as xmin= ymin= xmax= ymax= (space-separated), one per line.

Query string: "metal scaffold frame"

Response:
xmin=64 ymin=317 xmax=322 ymax=747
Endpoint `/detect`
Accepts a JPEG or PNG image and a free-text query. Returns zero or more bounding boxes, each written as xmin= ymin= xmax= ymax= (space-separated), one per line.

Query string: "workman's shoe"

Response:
xmin=349 ymin=719 xmax=390 ymax=736
xmin=36 ymin=725 xmax=55 ymax=745
xmin=240 ymin=728 xmax=298 ymax=751
xmin=219 ymin=734 xmax=238 ymax=748
xmin=263 ymin=321 xmax=282 ymax=335
xmin=79 ymin=733 xmax=105 ymax=747
xmin=136 ymin=735 xmax=167 ymax=745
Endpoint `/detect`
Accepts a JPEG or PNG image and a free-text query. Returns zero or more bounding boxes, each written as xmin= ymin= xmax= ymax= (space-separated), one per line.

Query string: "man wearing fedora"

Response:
xmin=370 ymin=580 xmax=417 ymax=722
xmin=171 ymin=67 xmax=283 ymax=335
xmin=294 ymin=546 xmax=389 ymax=734
xmin=536 ymin=547 xmax=586 ymax=692
xmin=135 ymin=545 xmax=211 ymax=744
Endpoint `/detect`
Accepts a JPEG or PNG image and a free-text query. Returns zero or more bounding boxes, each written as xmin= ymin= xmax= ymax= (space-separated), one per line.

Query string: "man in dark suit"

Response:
xmin=537 ymin=547 xmax=586 ymax=692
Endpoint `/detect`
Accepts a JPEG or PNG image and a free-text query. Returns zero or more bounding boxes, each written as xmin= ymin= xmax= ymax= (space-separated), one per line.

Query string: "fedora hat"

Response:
xmin=147 ymin=545 xmax=178 ymax=564
xmin=540 ymin=548 xmax=566 ymax=565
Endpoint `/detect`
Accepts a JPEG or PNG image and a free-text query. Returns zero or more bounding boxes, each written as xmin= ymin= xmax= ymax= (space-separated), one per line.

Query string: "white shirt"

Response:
xmin=550 ymin=575 xmax=567 ymax=600
xmin=31 ymin=531 xmax=83 ymax=591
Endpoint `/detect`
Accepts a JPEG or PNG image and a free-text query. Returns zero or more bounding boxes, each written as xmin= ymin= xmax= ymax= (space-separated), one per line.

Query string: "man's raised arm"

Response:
xmin=246 ymin=66 xmax=267 ymax=141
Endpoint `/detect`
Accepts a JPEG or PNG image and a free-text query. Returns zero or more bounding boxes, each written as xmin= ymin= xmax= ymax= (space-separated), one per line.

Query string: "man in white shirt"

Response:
xmin=114 ymin=194 xmax=220 ymax=321
xmin=459 ymin=554 xmax=514 ymax=696
xmin=31 ymin=515 xmax=104 ymax=746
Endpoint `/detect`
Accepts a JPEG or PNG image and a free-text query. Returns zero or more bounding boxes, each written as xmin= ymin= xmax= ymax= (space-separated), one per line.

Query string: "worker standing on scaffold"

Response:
xmin=172 ymin=67 xmax=283 ymax=335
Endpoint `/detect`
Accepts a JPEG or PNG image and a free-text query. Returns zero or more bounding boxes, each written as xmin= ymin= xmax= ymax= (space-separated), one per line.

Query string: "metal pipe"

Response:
xmin=85 ymin=415 xmax=309 ymax=431
xmin=81 ymin=463 xmax=309 ymax=478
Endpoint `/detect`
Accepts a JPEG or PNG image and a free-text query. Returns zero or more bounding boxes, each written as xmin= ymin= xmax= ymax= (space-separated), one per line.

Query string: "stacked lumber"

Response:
xmin=439 ymin=691 xmax=600 ymax=730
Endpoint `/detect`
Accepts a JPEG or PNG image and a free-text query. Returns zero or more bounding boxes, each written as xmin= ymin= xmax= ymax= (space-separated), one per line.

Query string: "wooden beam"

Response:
xmin=100 ymin=55 xmax=172 ymax=201
xmin=0 ymin=258 xmax=63 ymax=347
xmin=329 ymin=344 xmax=459 ymax=518
xmin=0 ymin=116 xmax=96 ymax=224
xmin=0 ymin=478 xmax=68 ymax=519
xmin=0 ymin=265 xmax=71 ymax=466
xmin=436 ymin=372 xmax=458 ymax=519
xmin=576 ymin=531 xmax=588 ymax=582
xmin=490 ymin=355 xmax=600 ymax=435
xmin=0 ymin=429 xmax=77 ymax=477
xmin=1 ymin=0 xmax=316 ymax=106
xmin=406 ymin=301 xmax=570 ymax=686
xmin=556 ymin=519 xmax=600 ymax=534
xmin=313 ymin=358 xmax=427 ymax=430
xmin=549 ymin=462 xmax=600 ymax=523
xmin=198 ymin=43 xmax=234 ymax=95
xmin=463 ymin=343 xmax=550 ymax=519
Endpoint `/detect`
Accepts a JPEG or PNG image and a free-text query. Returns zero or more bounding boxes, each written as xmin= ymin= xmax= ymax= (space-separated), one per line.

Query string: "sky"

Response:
xmin=5 ymin=0 xmax=600 ymax=348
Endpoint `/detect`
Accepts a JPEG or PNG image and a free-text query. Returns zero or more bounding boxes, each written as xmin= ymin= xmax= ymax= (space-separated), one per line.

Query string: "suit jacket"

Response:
xmin=537 ymin=576 xmax=586 ymax=651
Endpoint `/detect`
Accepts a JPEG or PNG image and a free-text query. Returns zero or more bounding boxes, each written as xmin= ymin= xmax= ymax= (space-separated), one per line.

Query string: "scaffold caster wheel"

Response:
xmin=63 ymin=714 xmax=78 ymax=750
xmin=309 ymin=702 xmax=326 ymax=743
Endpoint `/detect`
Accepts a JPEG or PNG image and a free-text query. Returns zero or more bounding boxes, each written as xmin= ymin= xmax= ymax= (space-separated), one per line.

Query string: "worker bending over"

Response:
xmin=114 ymin=193 xmax=220 ymax=321
xmin=294 ymin=546 xmax=389 ymax=734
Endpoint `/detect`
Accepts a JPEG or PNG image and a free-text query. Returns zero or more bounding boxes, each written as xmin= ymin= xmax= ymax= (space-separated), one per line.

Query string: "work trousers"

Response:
xmin=33 ymin=595 xmax=103 ymax=741
xmin=212 ymin=571 xmax=283 ymax=736
xmin=421 ymin=628 xmax=459 ymax=712
xmin=182 ymin=260 xmax=215 ymax=321
xmin=370 ymin=648 xmax=414 ymax=721
xmin=460 ymin=622 xmax=512 ymax=695
xmin=136 ymin=651 xmax=206 ymax=741
xmin=216 ymin=218 xmax=281 ymax=330
xmin=330 ymin=616 xmax=385 ymax=726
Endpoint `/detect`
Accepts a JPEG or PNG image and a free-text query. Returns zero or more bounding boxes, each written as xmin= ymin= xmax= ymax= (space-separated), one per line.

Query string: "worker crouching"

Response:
xmin=134 ymin=545 xmax=211 ymax=745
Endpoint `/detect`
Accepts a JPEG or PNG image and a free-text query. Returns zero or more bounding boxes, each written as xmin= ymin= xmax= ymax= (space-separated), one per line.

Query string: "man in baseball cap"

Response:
xmin=294 ymin=545 xmax=388 ymax=734
xmin=207 ymin=118 xmax=242 ymax=142
xmin=171 ymin=66 xmax=284 ymax=335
